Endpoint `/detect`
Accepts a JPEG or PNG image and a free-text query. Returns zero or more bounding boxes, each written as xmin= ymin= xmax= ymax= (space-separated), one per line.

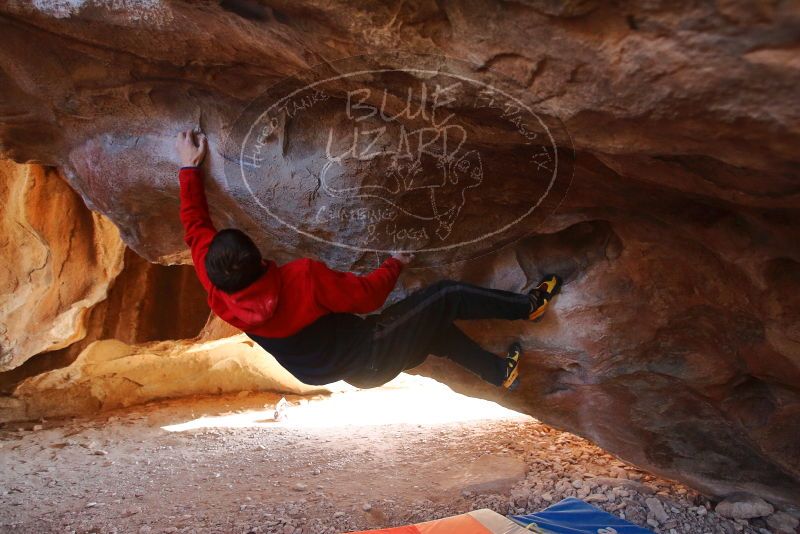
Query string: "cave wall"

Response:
xmin=0 ymin=0 xmax=798 ymax=506
xmin=0 ymin=245 xmax=213 ymax=394
xmin=0 ymin=159 xmax=125 ymax=371
xmin=0 ymin=157 xmax=212 ymax=382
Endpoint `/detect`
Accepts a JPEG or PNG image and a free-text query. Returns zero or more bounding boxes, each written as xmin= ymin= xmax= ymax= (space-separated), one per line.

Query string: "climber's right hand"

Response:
xmin=177 ymin=129 xmax=208 ymax=167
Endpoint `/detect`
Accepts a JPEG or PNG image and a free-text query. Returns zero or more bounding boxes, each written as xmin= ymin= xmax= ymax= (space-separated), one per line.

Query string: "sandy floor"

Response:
xmin=0 ymin=376 xmax=764 ymax=534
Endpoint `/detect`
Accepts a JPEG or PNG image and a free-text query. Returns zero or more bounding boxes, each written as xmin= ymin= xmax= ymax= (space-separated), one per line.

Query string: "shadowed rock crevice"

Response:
xmin=514 ymin=220 xmax=623 ymax=288
xmin=0 ymin=247 xmax=211 ymax=395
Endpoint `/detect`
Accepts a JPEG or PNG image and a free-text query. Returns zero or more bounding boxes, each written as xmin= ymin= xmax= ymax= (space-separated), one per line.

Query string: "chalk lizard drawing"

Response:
xmin=319 ymin=148 xmax=483 ymax=240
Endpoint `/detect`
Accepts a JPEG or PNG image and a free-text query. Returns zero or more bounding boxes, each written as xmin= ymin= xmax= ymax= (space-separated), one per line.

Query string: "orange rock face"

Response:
xmin=0 ymin=159 xmax=213 ymax=373
xmin=0 ymin=1 xmax=798 ymax=505
xmin=0 ymin=160 xmax=125 ymax=371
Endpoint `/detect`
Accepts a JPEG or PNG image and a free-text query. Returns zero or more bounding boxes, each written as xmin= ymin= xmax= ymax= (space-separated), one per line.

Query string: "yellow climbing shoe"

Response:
xmin=502 ymin=342 xmax=522 ymax=390
xmin=528 ymin=274 xmax=563 ymax=322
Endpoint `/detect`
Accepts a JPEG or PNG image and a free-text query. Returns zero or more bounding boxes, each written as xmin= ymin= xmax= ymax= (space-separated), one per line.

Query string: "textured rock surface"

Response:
xmin=715 ymin=495 xmax=774 ymax=520
xmin=766 ymin=511 xmax=800 ymax=534
xmin=0 ymin=334 xmax=323 ymax=422
xmin=0 ymin=158 xmax=213 ymax=391
xmin=0 ymin=159 xmax=125 ymax=371
xmin=0 ymin=245 xmax=214 ymax=394
xmin=0 ymin=0 xmax=799 ymax=505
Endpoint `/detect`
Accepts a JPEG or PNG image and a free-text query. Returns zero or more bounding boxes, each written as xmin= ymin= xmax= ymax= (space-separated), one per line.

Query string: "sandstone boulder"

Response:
xmin=0 ymin=160 xmax=213 ymax=393
xmin=0 ymin=160 xmax=124 ymax=371
xmin=0 ymin=334 xmax=322 ymax=423
xmin=0 ymin=0 xmax=798 ymax=507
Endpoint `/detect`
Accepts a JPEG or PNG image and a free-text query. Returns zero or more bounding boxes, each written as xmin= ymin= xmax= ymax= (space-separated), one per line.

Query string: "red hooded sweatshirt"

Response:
xmin=178 ymin=166 xmax=403 ymax=338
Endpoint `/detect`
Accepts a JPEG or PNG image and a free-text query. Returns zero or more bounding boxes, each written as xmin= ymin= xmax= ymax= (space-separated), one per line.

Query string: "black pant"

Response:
xmin=345 ymin=280 xmax=530 ymax=388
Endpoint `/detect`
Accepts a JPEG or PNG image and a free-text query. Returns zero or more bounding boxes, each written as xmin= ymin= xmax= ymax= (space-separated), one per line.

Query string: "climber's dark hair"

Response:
xmin=205 ymin=228 xmax=264 ymax=294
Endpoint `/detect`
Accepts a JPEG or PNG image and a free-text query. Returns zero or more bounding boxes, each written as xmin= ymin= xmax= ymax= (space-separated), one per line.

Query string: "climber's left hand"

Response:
xmin=391 ymin=252 xmax=415 ymax=265
xmin=176 ymin=129 xmax=208 ymax=167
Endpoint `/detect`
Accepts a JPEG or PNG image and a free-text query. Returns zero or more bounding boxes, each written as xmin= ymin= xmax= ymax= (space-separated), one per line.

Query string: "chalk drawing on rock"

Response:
xmin=224 ymin=53 xmax=573 ymax=267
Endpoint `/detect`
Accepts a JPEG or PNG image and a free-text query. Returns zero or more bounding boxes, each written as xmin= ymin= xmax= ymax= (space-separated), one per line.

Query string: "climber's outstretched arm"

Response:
xmin=308 ymin=252 xmax=413 ymax=314
xmin=308 ymin=257 xmax=404 ymax=314
xmin=176 ymin=129 xmax=215 ymax=290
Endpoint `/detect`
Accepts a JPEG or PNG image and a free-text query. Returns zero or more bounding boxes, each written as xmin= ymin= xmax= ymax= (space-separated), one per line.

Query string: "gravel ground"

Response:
xmin=0 ymin=380 xmax=790 ymax=534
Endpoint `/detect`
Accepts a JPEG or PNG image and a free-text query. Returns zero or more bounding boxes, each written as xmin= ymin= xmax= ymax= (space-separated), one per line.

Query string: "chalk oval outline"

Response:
xmin=239 ymin=66 xmax=560 ymax=254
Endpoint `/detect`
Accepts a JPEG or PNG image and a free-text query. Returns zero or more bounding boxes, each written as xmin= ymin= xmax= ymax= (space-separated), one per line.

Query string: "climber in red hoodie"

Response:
xmin=176 ymin=130 xmax=561 ymax=390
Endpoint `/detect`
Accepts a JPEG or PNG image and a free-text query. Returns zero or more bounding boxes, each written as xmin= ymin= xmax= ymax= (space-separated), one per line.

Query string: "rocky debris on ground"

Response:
xmin=765 ymin=511 xmax=800 ymax=534
xmin=715 ymin=495 xmax=775 ymax=520
xmin=3 ymin=393 xmax=797 ymax=534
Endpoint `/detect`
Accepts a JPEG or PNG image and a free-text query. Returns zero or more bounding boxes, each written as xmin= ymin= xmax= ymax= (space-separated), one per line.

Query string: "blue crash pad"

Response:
xmin=510 ymin=497 xmax=654 ymax=534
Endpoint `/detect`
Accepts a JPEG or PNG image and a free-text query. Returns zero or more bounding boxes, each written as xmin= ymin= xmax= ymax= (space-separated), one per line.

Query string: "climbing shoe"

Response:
xmin=528 ymin=274 xmax=562 ymax=322
xmin=502 ymin=341 xmax=522 ymax=391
